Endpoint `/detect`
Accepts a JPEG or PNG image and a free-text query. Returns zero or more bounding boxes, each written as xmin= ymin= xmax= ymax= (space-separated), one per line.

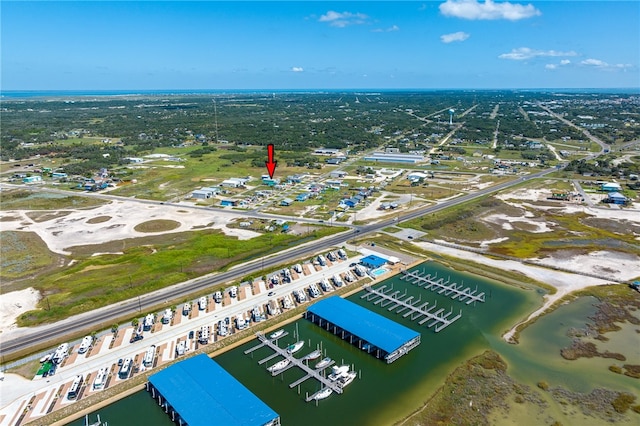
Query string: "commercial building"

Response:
xmin=363 ymin=152 xmax=425 ymax=164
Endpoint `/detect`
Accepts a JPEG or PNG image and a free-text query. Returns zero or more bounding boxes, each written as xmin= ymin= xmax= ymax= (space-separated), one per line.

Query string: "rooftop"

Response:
xmin=307 ymin=296 xmax=419 ymax=354
xmin=148 ymin=354 xmax=279 ymax=426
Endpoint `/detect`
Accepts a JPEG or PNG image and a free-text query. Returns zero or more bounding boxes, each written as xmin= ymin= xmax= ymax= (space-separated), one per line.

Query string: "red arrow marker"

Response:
xmin=265 ymin=144 xmax=277 ymax=179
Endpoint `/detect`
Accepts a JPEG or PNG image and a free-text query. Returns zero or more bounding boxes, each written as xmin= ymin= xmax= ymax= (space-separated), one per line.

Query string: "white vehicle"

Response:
xmin=332 ymin=274 xmax=344 ymax=287
xmin=354 ymin=265 xmax=367 ymax=277
xmin=213 ymin=291 xmax=222 ymax=304
xmin=199 ymin=326 xmax=210 ymax=343
xmin=344 ymin=271 xmax=354 ymax=282
xmin=77 ymin=336 xmax=93 ymax=354
xmin=53 ymin=343 xmax=69 ymax=364
xmin=319 ymin=278 xmax=332 ymax=292
xmin=317 ymin=255 xmax=327 ymax=266
xmin=236 ymin=314 xmax=247 ymax=330
xmin=175 ymin=341 xmax=186 ymax=356
xmin=293 ymin=264 xmax=303 ymax=274
xmin=143 ymin=313 xmax=155 ymax=331
xmin=198 ymin=296 xmax=207 ymax=311
xmin=337 ymin=249 xmax=347 ymax=259
xmin=308 ymin=284 xmax=321 ymax=298
xmin=93 ymin=367 xmax=108 ymax=390
xmin=142 ymin=345 xmax=156 ymax=367
xmin=229 ymin=286 xmax=238 ymax=298
xmin=281 ymin=295 xmax=293 ymax=310
xmin=327 ymin=251 xmax=337 ymax=261
xmin=182 ymin=302 xmax=191 ymax=316
xmin=217 ymin=321 xmax=228 ymax=337
xmin=161 ymin=308 xmax=172 ymax=324
xmin=118 ymin=357 xmax=132 ymax=379
xmin=67 ymin=375 xmax=83 ymax=399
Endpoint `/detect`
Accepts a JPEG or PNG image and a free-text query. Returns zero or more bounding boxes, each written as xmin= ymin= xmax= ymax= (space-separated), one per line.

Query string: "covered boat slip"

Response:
xmin=148 ymin=354 xmax=280 ymax=426
xmin=305 ymin=296 xmax=421 ymax=364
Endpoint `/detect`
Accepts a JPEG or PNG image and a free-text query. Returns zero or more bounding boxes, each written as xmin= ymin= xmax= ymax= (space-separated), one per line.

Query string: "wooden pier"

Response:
xmin=362 ymin=285 xmax=462 ymax=332
xmin=400 ymin=269 xmax=485 ymax=305
xmin=245 ymin=332 xmax=355 ymax=402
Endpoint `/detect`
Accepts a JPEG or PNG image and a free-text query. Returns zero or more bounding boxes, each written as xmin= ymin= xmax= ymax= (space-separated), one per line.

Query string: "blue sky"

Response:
xmin=2 ymin=1 xmax=639 ymax=90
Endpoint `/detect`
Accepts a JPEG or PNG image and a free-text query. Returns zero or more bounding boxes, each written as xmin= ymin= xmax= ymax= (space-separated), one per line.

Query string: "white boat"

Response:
xmin=267 ymin=358 xmax=291 ymax=373
xmin=270 ymin=329 xmax=285 ymax=340
xmin=315 ymin=357 xmax=332 ymax=369
xmin=301 ymin=349 xmax=322 ymax=361
xmin=328 ymin=365 xmax=350 ymax=381
xmin=338 ymin=371 xmax=357 ymax=387
xmin=313 ymin=387 xmax=333 ymax=400
xmin=286 ymin=341 xmax=304 ymax=354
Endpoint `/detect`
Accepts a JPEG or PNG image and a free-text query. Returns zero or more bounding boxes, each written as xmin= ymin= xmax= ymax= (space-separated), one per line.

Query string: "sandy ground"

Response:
xmin=0 ymin=200 xmax=261 ymax=255
xmin=0 ymin=288 xmax=40 ymax=334
xmin=414 ymin=241 xmax=619 ymax=342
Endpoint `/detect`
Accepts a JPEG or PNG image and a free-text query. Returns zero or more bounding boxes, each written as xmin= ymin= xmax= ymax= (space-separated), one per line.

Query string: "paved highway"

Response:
xmin=0 ymin=166 xmax=558 ymax=359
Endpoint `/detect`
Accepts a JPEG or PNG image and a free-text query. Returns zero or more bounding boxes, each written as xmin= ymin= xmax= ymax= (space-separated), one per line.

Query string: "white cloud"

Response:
xmin=546 ymin=59 xmax=571 ymax=70
xmin=440 ymin=0 xmax=541 ymax=21
xmin=499 ymin=47 xmax=578 ymax=60
xmin=291 ymin=67 xmax=304 ymax=72
xmin=440 ymin=31 xmax=470 ymax=43
xmin=545 ymin=64 xmax=557 ymax=70
xmin=560 ymin=59 xmax=571 ymax=65
xmin=372 ymin=25 xmax=400 ymax=33
xmin=318 ymin=10 xmax=369 ymax=27
xmin=581 ymin=58 xmax=633 ymax=70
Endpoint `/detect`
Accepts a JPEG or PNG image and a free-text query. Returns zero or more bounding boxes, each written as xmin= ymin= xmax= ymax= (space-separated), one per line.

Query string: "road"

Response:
xmin=0 ymin=166 xmax=559 ymax=359
xmin=538 ymin=103 xmax=611 ymax=156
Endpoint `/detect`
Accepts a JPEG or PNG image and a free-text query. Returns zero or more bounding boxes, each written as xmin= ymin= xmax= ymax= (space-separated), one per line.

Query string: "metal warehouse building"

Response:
xmin=305 ymin=296 xmax=421 ymax=363
xmin=147 ymin=354 xmax=280 ymax=426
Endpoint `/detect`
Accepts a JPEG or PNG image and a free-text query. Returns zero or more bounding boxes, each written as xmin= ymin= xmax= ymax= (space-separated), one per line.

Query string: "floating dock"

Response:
xmin=147 ymin=354 xmax=280 ymax=426
xmin=362 ymin=285 xmax=462 ymax=332
xmin=400 ymin=269 xmax=485 ymax=305
xmin=244 ymin=332 xmax=351 ymax=402
xmin=305 ymin=295 xmax=420 ymax=364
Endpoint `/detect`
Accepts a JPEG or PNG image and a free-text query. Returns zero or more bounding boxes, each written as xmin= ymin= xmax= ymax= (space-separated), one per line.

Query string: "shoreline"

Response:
xmin=35 ymin=266 xmax=402 ymax=426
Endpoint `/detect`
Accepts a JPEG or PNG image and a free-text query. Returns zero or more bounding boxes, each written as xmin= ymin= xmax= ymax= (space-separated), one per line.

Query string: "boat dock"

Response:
xmin=244 ymin=332 xmax=350 ymax=402
xmin=362 ymin=285 xmax=462 ymax=332
xmin=400 ymin=269 xmax=485 ymax=305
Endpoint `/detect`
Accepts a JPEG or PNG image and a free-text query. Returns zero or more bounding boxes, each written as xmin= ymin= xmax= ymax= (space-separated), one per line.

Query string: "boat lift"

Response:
xmin=400 ymin=269 xmax=485 ymax=305
xmin=245 ymin=332 xmax=356 ymax=402
xmin=362 ymin=285 xmax=462 ymax=332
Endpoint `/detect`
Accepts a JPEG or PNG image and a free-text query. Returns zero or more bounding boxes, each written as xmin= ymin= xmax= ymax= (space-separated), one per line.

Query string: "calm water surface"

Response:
xmin=67 ymin=261 xmax=542 ymax=425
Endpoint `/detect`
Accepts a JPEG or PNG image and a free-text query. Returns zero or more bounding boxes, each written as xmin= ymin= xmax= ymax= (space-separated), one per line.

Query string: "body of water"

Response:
xmin=67 ymin=261 xmax=542 ymax=425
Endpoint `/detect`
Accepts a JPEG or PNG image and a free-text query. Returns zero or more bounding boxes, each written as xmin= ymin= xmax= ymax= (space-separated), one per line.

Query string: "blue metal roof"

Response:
xmin=307 ymin=296 xmax=419 ymax=354
xmin=149 ymin=354 xmax=278 ymax=426
xmin=360 ymin=255 xmax=387 ymax=268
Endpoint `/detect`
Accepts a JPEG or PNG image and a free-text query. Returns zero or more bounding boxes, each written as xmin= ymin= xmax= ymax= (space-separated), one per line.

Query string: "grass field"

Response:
xmin=0 ymin=189 xmax=107 ymax=210
xmin=16 ymin=225 xmax=346 ymax=326
xmin=109 ymin=146 xmax=323 ymax=201
xmin=0 ymin=231 xmax=59 ymax=289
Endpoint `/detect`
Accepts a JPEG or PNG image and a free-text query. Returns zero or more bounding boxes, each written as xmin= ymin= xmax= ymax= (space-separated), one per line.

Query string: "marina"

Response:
xmin=400 ymin=269 xmax=486 ymax=305
xmin=244 ymin=331 xmax=356 ymax=402
xmin=361 ymin=285 xmax=462 ymax=332
xmin=305 ymin=296 xmax=421 ymax=363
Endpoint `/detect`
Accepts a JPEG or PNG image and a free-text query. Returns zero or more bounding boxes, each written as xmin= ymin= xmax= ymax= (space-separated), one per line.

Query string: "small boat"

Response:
xmin=301 ymin=349 xmax=321 ymax=361
xmin=286 ymin=341 xmax=304 ymax=354
xmin=269 ymin=329 xmax=285 ymax=340
xmin=328 ymin=365 xmax=350 ymax=381
xmin=338 ymin=371 xmax=357 ymax=387
xmin=315 ymin=357 xmax=332 ymax=369
xmin=267 ymin=358 xmax=291 ymax=373
xmin=313 ymin=387 xmax=333 ymax=400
